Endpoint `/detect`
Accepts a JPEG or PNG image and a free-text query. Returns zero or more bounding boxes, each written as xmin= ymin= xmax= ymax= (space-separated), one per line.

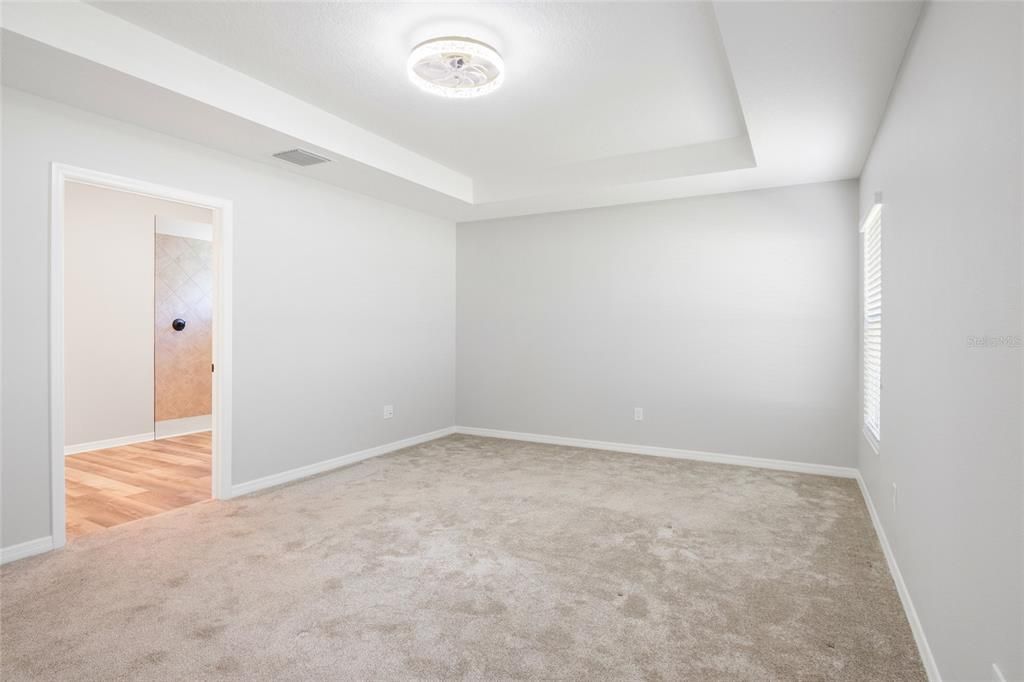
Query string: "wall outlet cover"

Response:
xmin=383 ymin=405 xmax=394 ymax=419
xmin=634 ymin=407 xmax=644 ymax=421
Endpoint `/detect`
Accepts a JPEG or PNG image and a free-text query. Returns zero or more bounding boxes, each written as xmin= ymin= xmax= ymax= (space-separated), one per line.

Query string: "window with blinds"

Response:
xmin=862 ymin=203 xmax=882 ymax=450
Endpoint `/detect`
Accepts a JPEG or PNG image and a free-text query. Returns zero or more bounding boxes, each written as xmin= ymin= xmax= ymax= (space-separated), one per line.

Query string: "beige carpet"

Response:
xmin=1 ymin=434 xmax=924 ymax=680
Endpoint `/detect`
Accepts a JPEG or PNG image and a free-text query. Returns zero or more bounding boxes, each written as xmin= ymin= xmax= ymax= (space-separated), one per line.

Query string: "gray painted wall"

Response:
xmin=858 ymin=3 xmax=1023 ymax=680
xmin=457 ymin=181 xmax=859 ymax=468
xmin=1 ymin=89 xmax=456 ymax=548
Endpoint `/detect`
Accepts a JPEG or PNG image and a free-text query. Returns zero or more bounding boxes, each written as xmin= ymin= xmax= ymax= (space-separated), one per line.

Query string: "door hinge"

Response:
xmin=211 ymin=363 xmax=215 ymax=373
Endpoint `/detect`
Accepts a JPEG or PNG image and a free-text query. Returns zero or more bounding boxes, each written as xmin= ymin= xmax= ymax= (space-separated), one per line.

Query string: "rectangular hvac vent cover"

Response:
xmin=273 ymin=148 xmax=331 ymax=166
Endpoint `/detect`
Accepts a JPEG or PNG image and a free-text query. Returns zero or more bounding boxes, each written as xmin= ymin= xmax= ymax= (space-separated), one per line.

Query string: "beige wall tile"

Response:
xmin=155 ymin=235 xmax=212 ymax=421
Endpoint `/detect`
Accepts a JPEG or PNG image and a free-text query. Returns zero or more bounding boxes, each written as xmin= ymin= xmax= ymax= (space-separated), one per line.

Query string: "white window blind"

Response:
xmin=862 ymin=203 xmax=882 ymax=449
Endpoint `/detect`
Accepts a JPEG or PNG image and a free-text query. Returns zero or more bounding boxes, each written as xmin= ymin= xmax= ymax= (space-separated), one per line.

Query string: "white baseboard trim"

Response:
xmin=64 ymin=432 xmax=154 ymax=456
xmin=856 ymin=473 xmax=941 ymax=682
xmin=230 ymin=426 xmax=457 ymax=497
xmin=155 ymin=415 xmax=212 ymax=439
xmin=0 ymin=536 xmax=54 ymax=565
xmin=454 ymin=426 xmax=858 ymax=479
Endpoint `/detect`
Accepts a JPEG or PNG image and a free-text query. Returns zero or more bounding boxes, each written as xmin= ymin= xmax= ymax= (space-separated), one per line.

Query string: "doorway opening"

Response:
xmin=50 ymin=164 xmax=233 ymax=547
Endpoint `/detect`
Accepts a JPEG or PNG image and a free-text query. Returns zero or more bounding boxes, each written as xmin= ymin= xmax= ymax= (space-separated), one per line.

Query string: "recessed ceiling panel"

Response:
xmin=91 ymin=2 xmax=747 ymax=176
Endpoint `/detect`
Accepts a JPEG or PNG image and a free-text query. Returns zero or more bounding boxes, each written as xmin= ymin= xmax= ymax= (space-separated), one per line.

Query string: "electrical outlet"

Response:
xmin=634 ymin=407 xmax=644 ymax=421
xmin=891 ymin=483 xmax=898 ymax=513
xmin=383 ymin=405 xmax=394 ymax=419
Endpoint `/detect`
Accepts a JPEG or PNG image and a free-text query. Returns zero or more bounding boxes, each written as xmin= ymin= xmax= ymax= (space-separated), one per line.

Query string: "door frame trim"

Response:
xmin=50 ymin=163 xmax=234 ymax=548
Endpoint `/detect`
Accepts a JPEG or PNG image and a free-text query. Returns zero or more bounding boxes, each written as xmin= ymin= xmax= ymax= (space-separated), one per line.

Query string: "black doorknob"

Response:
xmin=172 ymin=318 xmax=186 ymax=331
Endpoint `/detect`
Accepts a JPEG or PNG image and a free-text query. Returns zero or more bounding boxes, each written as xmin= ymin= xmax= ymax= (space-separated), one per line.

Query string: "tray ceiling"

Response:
xmin=1 ymin=1 xmax=923 ymax=221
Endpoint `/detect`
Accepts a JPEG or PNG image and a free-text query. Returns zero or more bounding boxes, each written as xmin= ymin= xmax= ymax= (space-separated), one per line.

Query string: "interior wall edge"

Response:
xmin=856 ymin=473 xmax=941 ymax=682
xmin=0 ymin=536 xmax=55 ymax=566
xmin=154 ymin=414 xmax=212 ymax=440
xmin=453 ymin=426 xmax=858 ymax=479
xmin=63 ymin=431 xmax=155 ymax=457
xmin=230 ymin=426 xmax=457 ymax=498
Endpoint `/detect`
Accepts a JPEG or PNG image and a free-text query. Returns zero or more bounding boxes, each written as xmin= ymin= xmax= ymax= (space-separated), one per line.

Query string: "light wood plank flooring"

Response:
xmin=65 ymin=431 xmax=211 ymax=540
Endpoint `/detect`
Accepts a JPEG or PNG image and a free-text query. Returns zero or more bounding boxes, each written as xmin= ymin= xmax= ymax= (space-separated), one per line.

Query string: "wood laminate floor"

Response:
xmin=65 ymin=431 xmax=211 ymax=540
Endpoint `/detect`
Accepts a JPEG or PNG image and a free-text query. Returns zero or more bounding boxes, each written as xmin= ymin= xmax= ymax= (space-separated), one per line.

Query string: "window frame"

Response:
xmin=861 ymin=202 xmax=883 ymax=453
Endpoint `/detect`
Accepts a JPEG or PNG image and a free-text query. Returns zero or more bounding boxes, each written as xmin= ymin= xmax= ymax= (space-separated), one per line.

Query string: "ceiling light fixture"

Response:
xmin=407 ymin=37 xmax=504 ymax=99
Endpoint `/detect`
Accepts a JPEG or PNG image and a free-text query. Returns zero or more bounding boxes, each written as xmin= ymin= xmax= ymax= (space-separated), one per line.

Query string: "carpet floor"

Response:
xmin=1 ymin=434 xmax=924 ymax=680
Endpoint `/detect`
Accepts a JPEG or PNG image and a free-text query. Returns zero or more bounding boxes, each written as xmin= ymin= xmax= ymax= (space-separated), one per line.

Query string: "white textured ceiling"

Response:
xmin=90 ymin=2 xmax=747 ymax=176
xmin=1 ymin=1 xmax=924 ymax=221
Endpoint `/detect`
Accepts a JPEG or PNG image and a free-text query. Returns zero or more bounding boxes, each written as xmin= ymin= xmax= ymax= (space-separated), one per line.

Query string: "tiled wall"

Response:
xmin=154 ymin=234 xmax=212 ymax=421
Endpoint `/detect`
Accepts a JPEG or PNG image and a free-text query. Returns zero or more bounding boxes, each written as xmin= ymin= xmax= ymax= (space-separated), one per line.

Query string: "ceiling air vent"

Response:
xmin=273 ymin=148 xmax=331 ymax=167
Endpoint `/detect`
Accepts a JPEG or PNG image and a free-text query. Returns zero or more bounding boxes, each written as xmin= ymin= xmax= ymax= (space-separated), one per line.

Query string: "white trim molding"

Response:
xmin=856 ymin=473 xmax=941 ymax=681
xmin=231 ymin=427 xmax=456 ymax=497
xmin=454 ymin=426 xmax=859 ymax=479
xmin=0 ymin=536 xmax=55 ymax=565
xmin=155 ymin=216 xmax=213 ymax=241
xmin=50 ymin=163 xmax=234 ymax=553
xmin=155 ymin=415 xmax=212 ymax=439
xmin=63 ymin=417 xmax=214 ymax=456
xmin=64 ymin=432 xmax=154 ymax=457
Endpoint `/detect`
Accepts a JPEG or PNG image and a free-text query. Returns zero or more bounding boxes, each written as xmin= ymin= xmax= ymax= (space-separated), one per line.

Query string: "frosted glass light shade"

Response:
xmin=407 ymin=37 xmax=504 ymax=98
